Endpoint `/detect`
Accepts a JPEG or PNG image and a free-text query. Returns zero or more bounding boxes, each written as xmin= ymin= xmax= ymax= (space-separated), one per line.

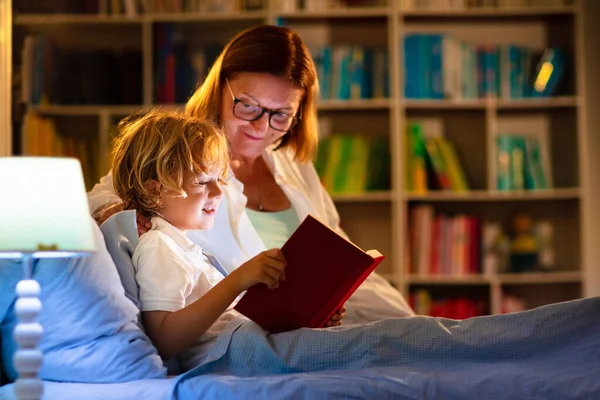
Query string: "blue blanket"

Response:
xmin=1 ymin=297 xmax=598 ymax=400
xmin=174 ymin=296 xmax=600 ymax=399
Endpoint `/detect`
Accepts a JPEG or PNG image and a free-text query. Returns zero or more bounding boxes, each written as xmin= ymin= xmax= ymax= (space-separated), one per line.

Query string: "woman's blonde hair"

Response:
xmin=185 ymin=24 xmax=319 ymax=163
xmin=110 ymin=108 xmax=229 ymax=217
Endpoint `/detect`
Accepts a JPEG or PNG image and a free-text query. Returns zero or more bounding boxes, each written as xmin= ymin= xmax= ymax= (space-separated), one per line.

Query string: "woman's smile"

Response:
xmin=241 ymin=129 xmax=265 ymax=142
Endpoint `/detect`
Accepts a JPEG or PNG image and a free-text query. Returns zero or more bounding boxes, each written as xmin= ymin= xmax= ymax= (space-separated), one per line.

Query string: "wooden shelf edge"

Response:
xmin=149 ymin=10 xmax=267 ymax=22
xmin=318 ymin=98 xmax=392 ymax=111
xmin=406 ymin=275 xmax=491 ymax=285
xmin=15 ymin=14 xmax=145 ymax=25
xmin=401 ymin=6 xmax=576 ymax=18
xmin=403 ymin=96 xmax=579 ymax=110
xmin=331 ymin=191 xmax=393 ymax=203
xmin=27 ymin=105 xmax=144 ymax=116
xmin=405 ymin=271 xmax=582 ymax=285
xmin=405 ymin=188 xmax=581 ymax=202
xmin=15 ymin=10 xmax=268 ymax=25
xmin=497 ymin=271 xmax=582 ymax=284
xmin=276 ymin=7 xmax=391 ymax=19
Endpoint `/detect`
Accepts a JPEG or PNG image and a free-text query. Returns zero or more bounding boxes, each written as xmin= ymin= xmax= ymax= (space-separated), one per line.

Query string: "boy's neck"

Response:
xmin=155 ymin=214 xmax=188 ymax=235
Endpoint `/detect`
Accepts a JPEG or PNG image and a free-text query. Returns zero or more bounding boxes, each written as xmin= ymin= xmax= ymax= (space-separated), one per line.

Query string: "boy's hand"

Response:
xmin=233 ymin=249 xmax=286 ymax=291
xmin=325 ymin=305 xmax=346 ymax=327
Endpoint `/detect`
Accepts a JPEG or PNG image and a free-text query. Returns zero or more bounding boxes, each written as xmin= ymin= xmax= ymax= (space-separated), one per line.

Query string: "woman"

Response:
xmin=88 ymin=24 xmax=413 ymax=323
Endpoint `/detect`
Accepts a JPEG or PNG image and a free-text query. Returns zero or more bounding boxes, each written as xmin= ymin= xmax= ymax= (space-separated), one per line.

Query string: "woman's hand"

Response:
xmin=231 ymin=248 xmax=287 ymax=291
xmin=93 ymin=202 xmax=152 ymax=237
xmin=93 ymin=203 xmax=125 ymax=225
xmin=136 ymin=212 xmax=152 ymax=237
xmin=325 ymin=304 xmax=346 ymax=327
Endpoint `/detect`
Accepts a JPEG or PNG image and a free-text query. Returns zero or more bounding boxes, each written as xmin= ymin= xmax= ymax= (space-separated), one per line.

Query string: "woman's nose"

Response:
xmin=249 ymin=113 xmax=270 ymax=135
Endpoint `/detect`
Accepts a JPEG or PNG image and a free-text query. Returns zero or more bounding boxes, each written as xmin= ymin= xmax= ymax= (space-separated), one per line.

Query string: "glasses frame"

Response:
xmin=225 ymin=79 xmax=300 ymax=133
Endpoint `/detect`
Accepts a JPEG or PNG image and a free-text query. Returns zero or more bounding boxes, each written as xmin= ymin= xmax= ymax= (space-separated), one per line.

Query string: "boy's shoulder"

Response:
xmin=133 ymin=230 xmax=181 ymax=261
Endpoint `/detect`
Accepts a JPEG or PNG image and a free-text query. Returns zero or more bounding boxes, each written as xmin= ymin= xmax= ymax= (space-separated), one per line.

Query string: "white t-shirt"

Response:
xmin=131 ymin=216 xmax=243 ymax=367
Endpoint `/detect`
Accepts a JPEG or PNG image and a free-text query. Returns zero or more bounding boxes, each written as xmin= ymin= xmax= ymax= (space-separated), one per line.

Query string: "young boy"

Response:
xmin=110 ymin=109 xmax=289 ymax=364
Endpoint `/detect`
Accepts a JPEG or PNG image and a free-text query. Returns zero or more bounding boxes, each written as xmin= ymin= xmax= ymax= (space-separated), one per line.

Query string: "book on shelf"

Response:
xmin=234 ymin=214 xmax=385 ymax=333
xmin=494 ymin=132 xmax=551 ymax=191
xmin=20 ymin=34 xmax=142 ymax=106
xmin=314 ymin=133 xmax=391 ymax=195
xmin=20 ymin=112 xmax=98 ymax=189
xmin=405 ymin=118 xmax=470 ymax=193
xmin=400 ymin=0 xmax=575 ymax=11
xmin=274 ymin=0 xmax=387 ymax=12
xmin=311 ymin=45 xmax=389 ymax=101
xmin=409 ymin=289 xmax=488 ymax=319
xmin=111 ymin=0 xmax=265 ymax=15
xmin=403 ymin=33 xmax=569 ymax=100
xmin=408 ymin=205 xmax=481 ymax=277
xmin=154 ymin=24 xmax=223 ymax=104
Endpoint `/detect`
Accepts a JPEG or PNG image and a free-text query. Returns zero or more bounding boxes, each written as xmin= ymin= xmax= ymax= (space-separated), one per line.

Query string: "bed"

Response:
xmin=2 ymin=296 xmax=599 ymax=400
xmin=1 ymin=214 xmax=599 ymax=400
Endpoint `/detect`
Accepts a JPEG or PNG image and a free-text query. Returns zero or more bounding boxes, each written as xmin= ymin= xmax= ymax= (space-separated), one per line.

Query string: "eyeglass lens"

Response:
xmin=233 ymin=101 xmax=296 ymax=132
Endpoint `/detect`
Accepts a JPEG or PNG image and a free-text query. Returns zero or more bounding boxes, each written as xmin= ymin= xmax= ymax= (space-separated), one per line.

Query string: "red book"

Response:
xmin=234 ymin=214 xmax=385 ymax=334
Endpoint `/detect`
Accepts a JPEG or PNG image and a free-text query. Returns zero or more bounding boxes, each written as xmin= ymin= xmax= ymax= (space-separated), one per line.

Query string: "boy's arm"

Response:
xmin=135 ymin=236 xmax=285 ymax=359
xmin=142 ymin=275 xmax=244 ymax=359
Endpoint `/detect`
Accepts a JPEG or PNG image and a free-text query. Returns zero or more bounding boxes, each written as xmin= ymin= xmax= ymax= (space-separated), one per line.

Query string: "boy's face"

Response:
xmin=159 ymin=169 xmax=224 ymax=231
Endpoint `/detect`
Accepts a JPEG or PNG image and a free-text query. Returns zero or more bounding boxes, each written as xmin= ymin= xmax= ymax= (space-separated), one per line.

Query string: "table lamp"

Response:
xmin=0 ymin=157 xmax=97 ymax=400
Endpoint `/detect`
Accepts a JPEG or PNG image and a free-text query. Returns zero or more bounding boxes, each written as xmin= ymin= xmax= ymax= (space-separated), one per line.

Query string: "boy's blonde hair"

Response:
xmin=110 ymin=108 xmax=229 ymax=217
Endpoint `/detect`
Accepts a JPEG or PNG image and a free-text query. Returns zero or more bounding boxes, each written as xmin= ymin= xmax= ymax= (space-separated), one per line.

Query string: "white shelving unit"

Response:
xmin=0 ymin=0 xmax=11 ymax=157
xmin=11 ymin=0 xmax=600 ymax=315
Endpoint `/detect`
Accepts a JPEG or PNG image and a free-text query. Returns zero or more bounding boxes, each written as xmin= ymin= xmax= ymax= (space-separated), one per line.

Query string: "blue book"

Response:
xmin=507 ymin=45 xmax=521 ymax=98
xmin=403 ymin=34 xmax=420 ymax=98
xmin=355 ymin=47 xmax=374 ymax=99
xmin=313 ymin=46 xmax=332 ymax=100
xmin=418 ymin=35 xmax=431 ymax=98
xmin=429 ymin=34 xmax=444 ymax=99
xmin=350 ymin=47 xmax=364 ymax=100
xmin=496 ymin=134 xmax=513 ymax=191
xmin=332 ymin=46 xmax=352 ymax=100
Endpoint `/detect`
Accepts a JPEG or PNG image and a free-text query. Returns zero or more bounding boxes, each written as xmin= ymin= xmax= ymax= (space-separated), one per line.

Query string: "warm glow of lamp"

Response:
xmin=0 ymin=157 xmax=97 ymax=400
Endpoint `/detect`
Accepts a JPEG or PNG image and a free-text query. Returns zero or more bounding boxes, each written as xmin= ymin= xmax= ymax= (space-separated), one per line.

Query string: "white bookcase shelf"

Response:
xmin=10 ymin=0 xmax=600 ymax=317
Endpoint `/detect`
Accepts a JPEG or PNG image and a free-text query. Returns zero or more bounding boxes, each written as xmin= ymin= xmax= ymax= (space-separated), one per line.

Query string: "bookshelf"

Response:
xmin=0 ymin=0 xmax=10 ymax=157
xmin=9 ymin=0 xmax=600 ymax=317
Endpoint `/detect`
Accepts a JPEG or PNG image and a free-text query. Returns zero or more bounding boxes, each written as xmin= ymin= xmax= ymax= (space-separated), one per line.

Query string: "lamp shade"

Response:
xmin=0 ymin=157 xmax=97 ymax=257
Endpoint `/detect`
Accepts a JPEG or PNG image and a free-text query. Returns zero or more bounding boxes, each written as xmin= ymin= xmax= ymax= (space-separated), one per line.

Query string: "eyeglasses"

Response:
xmin=225 ymin=79 xmax=300 ymax=133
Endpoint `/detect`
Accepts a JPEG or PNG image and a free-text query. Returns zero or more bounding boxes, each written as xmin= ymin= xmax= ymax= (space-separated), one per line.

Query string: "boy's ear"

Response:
xmin=144 ymin=179 xmax=161 ymax=193
xmin=144 ymin=179 xmax=164 ymax=207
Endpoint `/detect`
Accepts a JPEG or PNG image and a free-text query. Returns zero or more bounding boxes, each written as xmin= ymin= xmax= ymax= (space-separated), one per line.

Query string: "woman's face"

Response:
xmin=220 ymin=73 xmax=303 ymax=160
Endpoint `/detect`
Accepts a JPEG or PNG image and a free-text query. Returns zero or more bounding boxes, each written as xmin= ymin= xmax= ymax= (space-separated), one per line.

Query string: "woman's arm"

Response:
xmin=87 ymin=172 xmax=122 ymax=218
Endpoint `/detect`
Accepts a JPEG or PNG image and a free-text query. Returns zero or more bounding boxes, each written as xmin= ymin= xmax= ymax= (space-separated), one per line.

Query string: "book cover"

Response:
xmin=234 ymin=214 xmax=385 ymax=333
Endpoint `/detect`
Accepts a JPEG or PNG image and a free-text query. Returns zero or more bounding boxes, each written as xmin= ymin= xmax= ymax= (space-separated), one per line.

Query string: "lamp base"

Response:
xmin=12 ymin=256 xmax=43 ymax=400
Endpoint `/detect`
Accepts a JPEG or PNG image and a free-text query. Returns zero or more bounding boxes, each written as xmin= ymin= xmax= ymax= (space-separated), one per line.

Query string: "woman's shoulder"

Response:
xmin=269 ymin=147 xmax=318 ymax=176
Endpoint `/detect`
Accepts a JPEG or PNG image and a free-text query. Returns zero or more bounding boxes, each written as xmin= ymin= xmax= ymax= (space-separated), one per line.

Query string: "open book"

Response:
xmin=234 ymin=214 xmax=384 ymax=333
